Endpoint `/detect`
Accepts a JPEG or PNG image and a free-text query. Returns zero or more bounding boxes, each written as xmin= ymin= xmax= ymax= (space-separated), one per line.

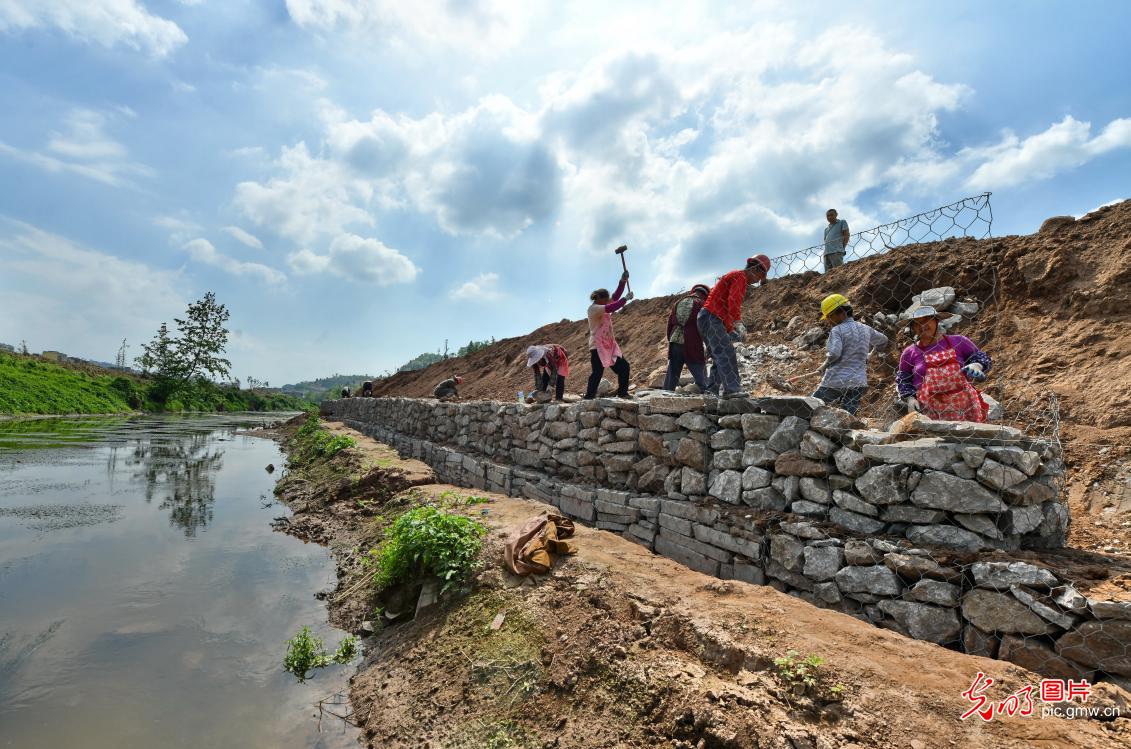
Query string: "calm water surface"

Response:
xmin=0 ymin=415 xmax=359 ymax=749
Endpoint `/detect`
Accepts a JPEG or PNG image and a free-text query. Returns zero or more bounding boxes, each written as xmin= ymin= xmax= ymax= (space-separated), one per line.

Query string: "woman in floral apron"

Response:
xmin=896 ymin=306 xmax=991 ymax=422
xmin=584 ymin=271 xmax=634 ymax=399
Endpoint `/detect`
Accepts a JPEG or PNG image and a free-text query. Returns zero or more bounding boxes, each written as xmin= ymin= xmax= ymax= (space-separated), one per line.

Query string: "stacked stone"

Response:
xmin=320 ymin=395 xmax=1131 ymax=682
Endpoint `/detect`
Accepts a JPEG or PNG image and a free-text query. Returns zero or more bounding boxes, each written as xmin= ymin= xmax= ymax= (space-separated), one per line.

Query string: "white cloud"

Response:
xmin=0 ymin=108 xmax=151 ymax=187
xmin=0 ymin=219 xmax=185 ymax=359
xmin=233 ymin=142 xmax=375 ymax=244
xmin=183 ymin=238 xmax=286 ymax=285
xmin=965 ymin=116 xmax=1131 ymax=190
xmin=286 ymin=233 xmax=419 ymax=286
xmin=223 ymin=226 xmax=264 ymax=250
xmin=0 ymin=0 xmax=187 ymax=57
xmin=284 ymin=0 xmax=532 ymax=55
xmin=449 ymin=272 xmax=503 ymax=301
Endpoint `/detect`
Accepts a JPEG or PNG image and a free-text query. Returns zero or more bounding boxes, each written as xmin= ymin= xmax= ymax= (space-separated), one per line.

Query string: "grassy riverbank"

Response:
xmin=0 ymin=352 xmax=311 ymax=415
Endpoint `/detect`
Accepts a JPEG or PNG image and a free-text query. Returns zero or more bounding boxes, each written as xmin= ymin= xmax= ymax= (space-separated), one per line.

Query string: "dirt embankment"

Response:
xmin=271 ymin=419 xmax=1130 ymax=749
xmin=367 ymin=200 xmax=1131 ymax=553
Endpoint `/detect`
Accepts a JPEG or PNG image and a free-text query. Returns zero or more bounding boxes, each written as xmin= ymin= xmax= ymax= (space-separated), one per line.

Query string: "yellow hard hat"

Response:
xmin=820 ymin=293 xmax=850 ymax=319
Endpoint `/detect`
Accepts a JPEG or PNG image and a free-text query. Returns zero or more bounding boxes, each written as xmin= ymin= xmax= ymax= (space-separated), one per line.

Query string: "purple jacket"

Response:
xmin=896 ymin=335 xmax=991 ymax=397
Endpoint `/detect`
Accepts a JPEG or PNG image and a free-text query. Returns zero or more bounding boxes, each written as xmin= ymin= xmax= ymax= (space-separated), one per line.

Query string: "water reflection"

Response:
xmin=122 ymin=428 xmax=226 ymax=536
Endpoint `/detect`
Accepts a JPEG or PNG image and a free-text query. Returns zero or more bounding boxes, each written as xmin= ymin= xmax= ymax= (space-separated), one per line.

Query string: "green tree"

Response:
xmin=136 ymin=322 xmax=180 ymax=377
xmin=175 ymin=292 xmax=231 ymax=381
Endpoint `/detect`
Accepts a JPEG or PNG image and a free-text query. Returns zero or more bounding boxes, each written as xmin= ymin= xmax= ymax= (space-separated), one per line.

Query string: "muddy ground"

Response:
xmin=268 ymin=418 xmax=1130 ymax=749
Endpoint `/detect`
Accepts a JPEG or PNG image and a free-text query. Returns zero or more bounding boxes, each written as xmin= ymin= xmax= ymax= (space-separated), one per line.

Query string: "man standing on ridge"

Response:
xmin=697 ymin=255 xmax=770 ymax=397
xmin=823 ymin=209 xmax=850 ymax=272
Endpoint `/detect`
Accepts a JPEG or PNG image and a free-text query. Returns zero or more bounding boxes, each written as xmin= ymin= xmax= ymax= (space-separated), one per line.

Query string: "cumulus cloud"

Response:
xmin=449 ymin=272 xmax=503 ymax=301
xmin=0 ymin=108 xmax=151 ymax=187
xmin=0 ymin=219 xmax=185 ymax=359
xmin=223 ymin=226 xmax=264 ymax=250
xmin=284 ymin=0 xmax=531 ymax=54
xmin=183 ymin=238 xmax=286 ymax=285
xmin=0 ymin=0 xmax=187 ymax=57
xmin=286 ymin=233 xmax=419 ymax=286
xmin=965 ymin=116 xmax=1131 ymax=190
xmin=233 ymin=142 xmax=375 ymax=244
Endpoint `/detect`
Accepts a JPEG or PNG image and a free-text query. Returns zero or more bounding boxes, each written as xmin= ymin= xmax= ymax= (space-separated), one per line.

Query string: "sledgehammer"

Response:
xmin=614 ymin=244 xmax=632 ymax=295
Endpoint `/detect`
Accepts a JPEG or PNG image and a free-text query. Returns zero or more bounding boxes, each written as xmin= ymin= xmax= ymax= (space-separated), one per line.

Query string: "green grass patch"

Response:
xmin=0 ymin=352 xmax=312 ymax=415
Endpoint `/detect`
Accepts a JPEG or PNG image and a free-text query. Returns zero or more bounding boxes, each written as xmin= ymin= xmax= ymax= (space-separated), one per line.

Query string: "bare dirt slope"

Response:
xmin=276 ymin=421 xmax=1130 ymax=749
xmin=370 ymin=200 xmax=1131 ymax=550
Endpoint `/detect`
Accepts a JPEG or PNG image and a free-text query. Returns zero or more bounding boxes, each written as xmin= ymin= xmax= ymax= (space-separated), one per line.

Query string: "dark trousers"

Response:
xmin=663 ymin=343 xmax=708 ymax=391
xmin=811 ymin=385 xmax=867 ymax=415
xmin=585 ymin=349 xmax=629 ymax=399
xmin=535 ymin=371 xmax=566 ymax=400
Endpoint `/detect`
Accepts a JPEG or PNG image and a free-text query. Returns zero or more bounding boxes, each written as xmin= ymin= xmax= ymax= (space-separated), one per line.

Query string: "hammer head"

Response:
xmin=614 ymin=244 xmax=628 ymax=255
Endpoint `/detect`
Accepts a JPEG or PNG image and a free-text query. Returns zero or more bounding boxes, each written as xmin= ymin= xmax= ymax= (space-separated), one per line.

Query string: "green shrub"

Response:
xmin=283 ymin=626 xmax=358 ymax=682
xmin=372 ymin=506 xmax=487 ymax=594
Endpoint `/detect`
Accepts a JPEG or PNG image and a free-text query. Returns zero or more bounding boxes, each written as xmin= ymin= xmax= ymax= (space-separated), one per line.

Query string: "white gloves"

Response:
xmin=625 ymin=291 xmax=635 ymax=301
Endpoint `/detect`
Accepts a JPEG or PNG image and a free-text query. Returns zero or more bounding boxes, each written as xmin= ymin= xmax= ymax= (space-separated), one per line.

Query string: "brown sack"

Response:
xmin=504 ymin=512 xmax=577 ymax=576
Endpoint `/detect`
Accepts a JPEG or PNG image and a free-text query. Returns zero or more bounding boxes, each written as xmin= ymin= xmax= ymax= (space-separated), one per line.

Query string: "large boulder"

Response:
xmin=862 ymin=439 xmax=961 ymax=471
xmin=767 ymin=416 xmax=810 ymax=453
xmin=961 ymin=590 xmax=1057 ymax=635
xmin=709 ymin=470 xmax=743 ymax=504
xmin=911 ymin=471 xmax=1007 ymax=514
xmin=877 ymin=600 xmax=961 ymax=644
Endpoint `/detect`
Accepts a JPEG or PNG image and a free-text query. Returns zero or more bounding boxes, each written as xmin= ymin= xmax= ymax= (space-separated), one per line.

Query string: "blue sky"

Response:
xmin=1 ymin=0 xmax=1128 ymax=385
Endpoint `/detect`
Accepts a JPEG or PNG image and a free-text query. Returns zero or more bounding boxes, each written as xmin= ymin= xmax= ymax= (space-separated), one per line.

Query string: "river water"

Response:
xmin=0 ymin=415 xmax=359 ymax=749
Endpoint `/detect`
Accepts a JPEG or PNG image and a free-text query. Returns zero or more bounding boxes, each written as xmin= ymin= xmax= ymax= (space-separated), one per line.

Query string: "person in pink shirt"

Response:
xmin=896 ymin=306 xmax=992 ymax=422
xmin=584 ymin=270 xmax=634 ymax=399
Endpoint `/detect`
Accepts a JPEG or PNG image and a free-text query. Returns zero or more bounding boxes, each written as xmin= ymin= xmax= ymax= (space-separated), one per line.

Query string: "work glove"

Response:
xmin=962 ymin=362 xmax=986 ymax=381
xmin=625 ymin=291 xmax=635 ymax=301
xmin=905 ymin=396 xmax=921 ymax=413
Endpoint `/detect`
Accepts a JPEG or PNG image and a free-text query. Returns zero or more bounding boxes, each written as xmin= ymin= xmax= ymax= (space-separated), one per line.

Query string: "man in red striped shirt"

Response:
xmin=697 ymin=254 xmax=771 ymax=396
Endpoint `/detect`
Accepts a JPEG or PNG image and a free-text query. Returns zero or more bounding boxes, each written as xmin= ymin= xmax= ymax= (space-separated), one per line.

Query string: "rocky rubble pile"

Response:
xmin=320 ymin=395 xmax=1131 ymax=682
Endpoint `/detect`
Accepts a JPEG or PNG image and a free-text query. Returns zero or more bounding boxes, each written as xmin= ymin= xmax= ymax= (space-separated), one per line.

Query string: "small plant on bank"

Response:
xmin=772 ymin=650 xmax=845 ymax=702
xmin=293 ymin=415 xmax=356 ymax=461
xmin=283 ymin=626 xmax=358 ymax=683
xmin=370 ymin=505 xmax=487 ymax=594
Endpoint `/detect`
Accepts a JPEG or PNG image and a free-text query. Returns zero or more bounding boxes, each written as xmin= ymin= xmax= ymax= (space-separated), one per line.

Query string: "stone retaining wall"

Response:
xmin=321 ymin=395 xmax=1131 ymax=682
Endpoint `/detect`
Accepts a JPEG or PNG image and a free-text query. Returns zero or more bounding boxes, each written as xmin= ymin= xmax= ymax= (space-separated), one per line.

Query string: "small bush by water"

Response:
xmin=283 ymin=626 xmax=358 ymax=682
xmin=292 ymin=414 xmax=356 ymax=462
xmin=370 ymin=505 xmax=487 ymax=594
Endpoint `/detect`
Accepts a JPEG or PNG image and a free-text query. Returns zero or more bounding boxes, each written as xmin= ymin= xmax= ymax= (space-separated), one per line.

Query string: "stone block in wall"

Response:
xmin=1002 ymin=505 xmax=1043 ymax=535
xmin=962 ymin=625 xmax=999 ymax=658
xmin=579 ymin=412 xmax=601 ymax=428
xmin=802 ymin=545 xmax=844 ymax=581
xmin=1005 ymin=477 xmax=1059 ymax=506
xmin=747 ymin=396 xmax=822 ymax=418
xmin=742 ymin=442 xmax=778 ymax=468
xmin=855 ymin=464 xmax=909 ymax=505
xmin=601 ymin=454 xmax=636 ymax=473
xmin=767 ymin=416 xmax=809 ymax=453
xmin=765 ymin=560 xmax=814 ymax=591
xmin=1010 ymin=586 xmax=1076 ymax=630
xmin=709 ymin=470 xmax=742 ymax=504
xmin=844 ymin=539 xmax=882 ymax=565
xmin=743 ymin=487 xmax=787 ymax=511
xmin=675 ymin=438 xmax=710 ymax=471
xmin=905 ymin=524 xmax=989 ymax=552
xmin=911 ymin=471 xmax=1007 ymax=513
xmin=655 ymin=536 xmax=720 ymax=576
xmin=799 ymin=477 xmax=830 ymax=504
xmin=1055 ymin=620 xmax=1131 ymax=677
xmin=953 ymin=514 xmax=1003 ymax=541
xmin=710 ymin=429 xmax=744 ymax=451
xmin=559 ymin=493 xmax=596 ymax=522
xmin=906 ymin=580 xmax=960 ymax=607
xmin=809 ymin=406 xmax=864 ymax=439
xmin=999 ymin=635 xmax=1094 ymax=681
xmin=833 ymin=447 xmax=869 ymax=478
xmin=512 ymin=448 xmax=541 ymax=468
xmin=791 ymin=501 xmax=826 ymax=517
xmin=976 ymin=458 xmax=1029 ymax=491
xmin=903 ymin=417 xmax=1026 ymax=446
xmin=769 ymin=534 xmax=805 ymax=573
xmin=832 ymin=489 xmax=877 ymax=517
xmin=639 ymin=414 xmax=678 ymax=432
xmin=985 ymin=446 xmax=1041 ymax=476
xmin=861 ymin=439 xmax=961 ymax=471
xmin=676 ymin=412 xmax=713 ymax=432
xmin=741 ymin=413 xmax=781 ymax=440
xmin=658 ymin=526 xmax=733 ymax=564
xmin=713 ymin=449 xmax=743 ymax=470
xmin=641 ymin=395 xmax=706 ymax=414
xmin=835 ymin=565 xmax=902 ymax=596
xmin=734 ymin=561 xmax=765 ymax=586
xmin=971 ymin=561 xmax=1058 ymax=590
xmin=597 ymin=520 xmax=629 ymax=532
xmin=658 ymin=513 xmax=693 ymax=537
xmin=828 ymin=507 xmax=885 ymax=535
xmin=876 ymin=601 xmax=960 ymax=644
xmin=883 ymin=552 xmax=958 ymax=583
xmin=800 ymin=430 xmax=838 ymax=460
xmin=693 ymin=524 xmax=763 ymax=560
xmin=742 ymin=466 xmax=773 ymax=490
xmin=774 ymin=452 xmax=829 ymax=477
xmin=879 ymin=504 xmax=945 ymax=524
xmin=961 ymin=589 xmax=1058 ymax=636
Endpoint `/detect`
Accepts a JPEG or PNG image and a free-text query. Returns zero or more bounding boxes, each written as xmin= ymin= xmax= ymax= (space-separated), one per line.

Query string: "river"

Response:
xmin=0 ymin=414 xmax=359 ymax=749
